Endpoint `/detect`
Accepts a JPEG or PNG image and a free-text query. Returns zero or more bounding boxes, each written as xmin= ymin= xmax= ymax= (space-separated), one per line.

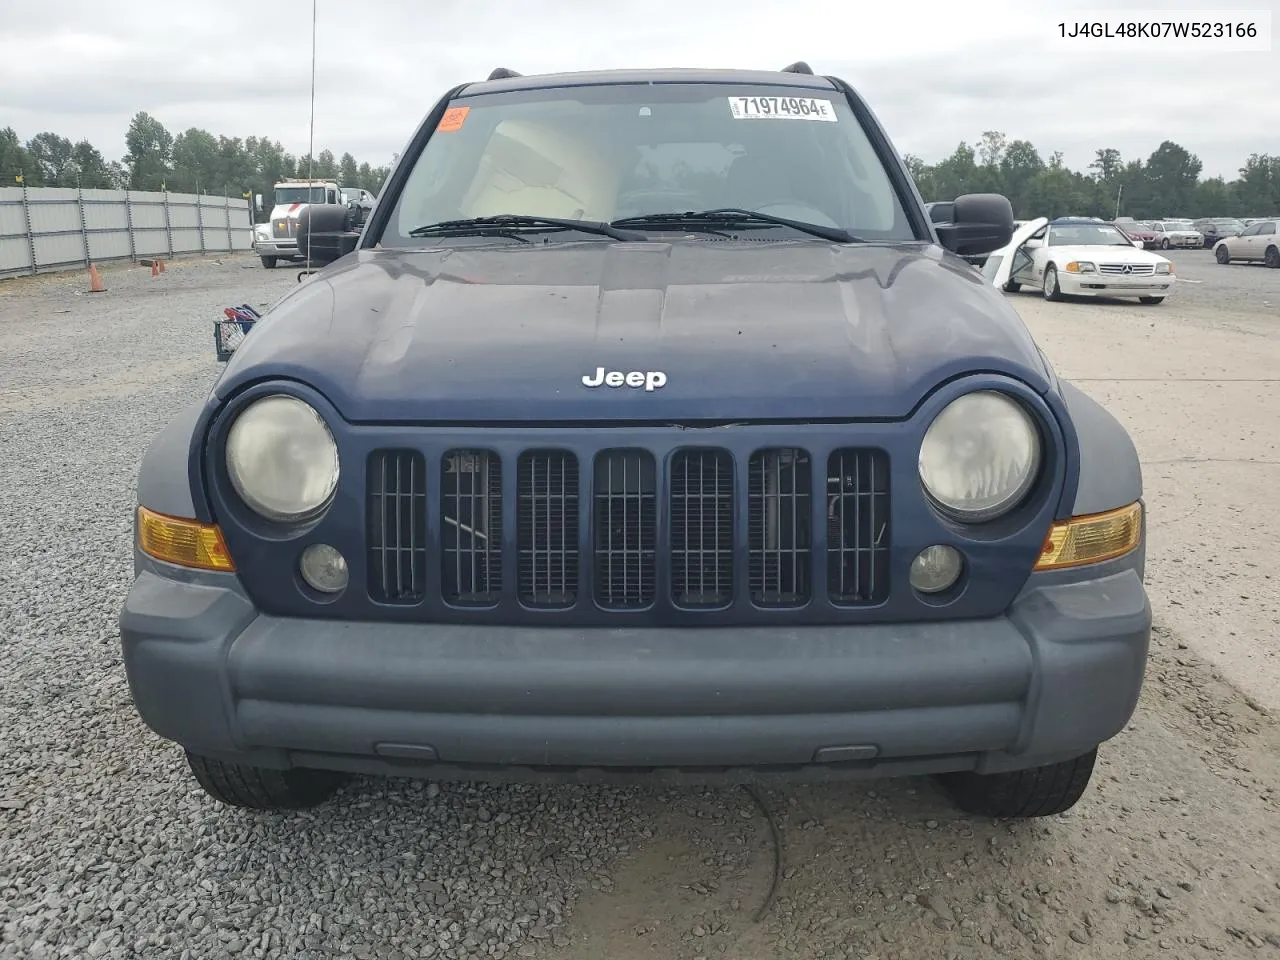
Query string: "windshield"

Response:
xmin=1047 ymin=223 xmax=1136 ymax=246
xmin=379 ymin=82 xmax=914 ymax=244
xmin=275 ymin=187 xmax=328 ymax=205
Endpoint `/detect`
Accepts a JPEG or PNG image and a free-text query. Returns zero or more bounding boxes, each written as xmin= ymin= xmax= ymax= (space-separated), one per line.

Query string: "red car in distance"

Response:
xmin=1116 ymin=221 xmax=1158 ymax=249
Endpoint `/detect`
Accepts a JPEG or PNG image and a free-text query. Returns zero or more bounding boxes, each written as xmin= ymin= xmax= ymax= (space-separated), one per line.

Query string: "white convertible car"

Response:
xmin=982 ymin=217 xmax=1176 ymax=304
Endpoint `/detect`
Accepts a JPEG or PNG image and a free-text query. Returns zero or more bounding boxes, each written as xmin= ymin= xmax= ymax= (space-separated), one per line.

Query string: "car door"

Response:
xmin=1255 ymin=221 xmax=1277 ymax=260
xmin=985 ymin=216 xmax=1049 ymax=289
xmin=1233 ymin=222 xmax=1261 ymax=259
xmin=1012 ymin=225 xmax=1049 ymax=284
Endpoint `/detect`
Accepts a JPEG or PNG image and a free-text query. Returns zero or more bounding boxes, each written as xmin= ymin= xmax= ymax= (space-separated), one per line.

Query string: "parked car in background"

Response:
xmin=1117 ymin=221 xmax=1158 ymax=249
xmin=1213 ymin=218 xmax=1280 ymax=267
xmin=1148 ymin=220 xmax=1203 ymax=249
xmin=986 ymin=217 xmax=1175 ymax=303
xmin=1193 ymin=218 xmax=1244 ymax=248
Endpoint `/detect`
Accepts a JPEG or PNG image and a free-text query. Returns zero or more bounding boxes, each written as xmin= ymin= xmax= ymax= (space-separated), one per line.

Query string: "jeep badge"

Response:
xmin=581 ymin=367 xmax=667 ymax=391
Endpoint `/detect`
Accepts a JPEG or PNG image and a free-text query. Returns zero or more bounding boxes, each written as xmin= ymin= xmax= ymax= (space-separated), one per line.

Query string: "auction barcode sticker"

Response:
xmin=727 ymin=96 xmax=837 ymax=121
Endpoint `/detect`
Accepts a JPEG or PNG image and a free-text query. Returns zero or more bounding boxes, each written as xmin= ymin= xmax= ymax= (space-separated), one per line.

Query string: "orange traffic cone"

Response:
xmin=157 ymin=259 xmax=166 ymax=273
xmin=88 ymin=263 xmax=105 ymax=293
xmin=150 ymin=260 xmax=160 ymax=278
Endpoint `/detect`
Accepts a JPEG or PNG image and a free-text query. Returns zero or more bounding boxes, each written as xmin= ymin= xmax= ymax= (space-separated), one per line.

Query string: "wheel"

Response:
xmin=936 ymin=748 xmax=1097 ymax=818
xmin=1266 ymin=245 xmax=1280 ymax=269
xmin=1002 ymin=280 xmax=1021 ymax=292
xmin=1139 ymin=296 xmax=1164 ymax=304
xmin=260 ymin=255 xmax=278 ymax=269
xmin=1042 ymin=265 xmax=1062 ymax=301
xmin=1215 ymin=245 xmax=1230 ymax=264
xmin=185 ymin=751 xmax=346 ymax=810
xmin=1160 ymin=238 xmax=1170 ymax=250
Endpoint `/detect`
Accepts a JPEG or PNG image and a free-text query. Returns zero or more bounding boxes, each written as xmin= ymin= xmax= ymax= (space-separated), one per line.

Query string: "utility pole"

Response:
xmin=1114 ymin=184 xmax=1123 ymax=220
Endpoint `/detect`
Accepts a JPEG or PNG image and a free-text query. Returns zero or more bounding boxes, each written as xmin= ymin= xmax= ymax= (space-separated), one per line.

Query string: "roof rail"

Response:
xmin=780 ymin=61 xmax=813 ymax=74
xmin=487 ymin=67 xmax=522 ymax=80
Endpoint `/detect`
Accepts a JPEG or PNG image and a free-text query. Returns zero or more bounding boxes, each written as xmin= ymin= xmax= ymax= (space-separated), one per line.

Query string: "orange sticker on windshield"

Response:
xmin=437 ymin=106 xmax=470 ymax=132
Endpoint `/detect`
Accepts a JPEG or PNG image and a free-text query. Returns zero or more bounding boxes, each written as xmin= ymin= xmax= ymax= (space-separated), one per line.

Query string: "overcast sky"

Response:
xmin=1 ymin=0 xmax=1276 ymax=180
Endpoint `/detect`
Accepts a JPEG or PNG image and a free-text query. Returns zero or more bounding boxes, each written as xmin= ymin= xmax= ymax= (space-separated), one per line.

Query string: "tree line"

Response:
xmin=0 ymin=110 xmax=391 ymax=221
xmin=3 ymin=112 xmax=1278 ymax=222
xmin=905 ymin=131 xmax=1279 ymax=221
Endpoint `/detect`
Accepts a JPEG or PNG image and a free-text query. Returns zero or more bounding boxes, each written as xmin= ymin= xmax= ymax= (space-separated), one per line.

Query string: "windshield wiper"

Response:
xmin=611 ymin=208 xmax=862 ymax=243
xmin=408 ymin=215 xmax=644 ymax=242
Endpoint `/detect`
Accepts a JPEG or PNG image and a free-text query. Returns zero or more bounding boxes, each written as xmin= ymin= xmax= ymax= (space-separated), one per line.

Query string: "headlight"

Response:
xmin=225 ymin=395 xmax=339 ymax=522
xmin=1156 ymin=262 xmax=1173 ymax=274
xmin=1064 ymin=261 xmax=1096 ymax=273
xmin=918 ymin=391 xmax=1041 ymax=522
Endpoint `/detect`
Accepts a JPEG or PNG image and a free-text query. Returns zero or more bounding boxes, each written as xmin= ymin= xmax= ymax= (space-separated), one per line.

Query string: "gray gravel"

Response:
xmin=0 ymin=258 xmax=654 ymax=960
xmin=2 ymin=253 xmax=1279 ymax=960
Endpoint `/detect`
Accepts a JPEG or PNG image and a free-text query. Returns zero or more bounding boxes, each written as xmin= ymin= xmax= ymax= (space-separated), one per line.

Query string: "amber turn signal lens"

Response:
xmin=137 ymin=506 xmax=235 ymax=571
xmin=1035 ymin=501 xmax=1142 ymax=571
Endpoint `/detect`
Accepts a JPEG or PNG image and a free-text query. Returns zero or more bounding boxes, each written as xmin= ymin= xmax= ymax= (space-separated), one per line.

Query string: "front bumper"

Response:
xmin=119 ymin=554 xmax=1151 ymax=783
xmin=253 ymin=238 xmax=301 ymax=258
xmin=1058 ymin=272 xmax=1175 ymax=298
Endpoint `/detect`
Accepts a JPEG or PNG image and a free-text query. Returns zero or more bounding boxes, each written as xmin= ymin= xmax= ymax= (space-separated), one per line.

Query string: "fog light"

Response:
xmin=910 ymin=545 xmax=963 ymax=594
xmin=300 ymin=543 xmax=348 ymax=593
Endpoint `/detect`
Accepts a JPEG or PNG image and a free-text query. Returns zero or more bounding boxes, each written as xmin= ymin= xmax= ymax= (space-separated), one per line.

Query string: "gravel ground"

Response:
xmin=1 ymin=254 xmax=1278 ymax=960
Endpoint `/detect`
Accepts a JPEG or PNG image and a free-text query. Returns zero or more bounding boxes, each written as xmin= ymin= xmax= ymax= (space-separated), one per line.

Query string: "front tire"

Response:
xmin=260 ymin=255 xmax=278 ymax=269
xmin=936 ymin=748 xmax=1097 ymax=818
xmin=1266 ymin=245 xmax=1280 ymax=269
xmin=1042 ymin=265 xmax=1063 ymax=301
xmin=1160 ymin=238 xmax=1170 ymax=250
xmin=1002 ymin=279 xmax=1021 ymax=292
xmin=1215 ymin=245 xmax=1230 ymax=264
xmin=185 ymin=751 xmax=347 ymax=810
xmin=1139 ymin=296 xmax=1164 ymax=304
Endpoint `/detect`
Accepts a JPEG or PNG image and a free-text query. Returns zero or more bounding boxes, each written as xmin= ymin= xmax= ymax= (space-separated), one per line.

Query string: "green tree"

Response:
xmin=339 ymin=151 xmax=359 ymax=187
xmin=69 ymin=140 xmax=117 ymax=189
xmin=123 ymin=111 xmax=174 ymax=190
xmin=26 ymin=132 xmax=75 ymax=185
xmin=0 ymin=127 xmax=37 ymax=185
xmin=1089 ymin=148 xmax=1123 ymax=182
xmin=170 ymin=127 xmax=219 ymax=193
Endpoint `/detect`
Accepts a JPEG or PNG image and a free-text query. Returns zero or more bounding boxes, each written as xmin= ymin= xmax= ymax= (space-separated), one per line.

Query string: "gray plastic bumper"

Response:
xmin=119 ymin=560 xmax=1150 ymax=782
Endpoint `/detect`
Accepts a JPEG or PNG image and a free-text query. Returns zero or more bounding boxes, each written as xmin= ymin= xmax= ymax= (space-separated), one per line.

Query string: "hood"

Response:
xmin=216 ymin=241 xmax=1052 ymax=423
xmin=1049 ymin=244 xmax=1167 ymax=263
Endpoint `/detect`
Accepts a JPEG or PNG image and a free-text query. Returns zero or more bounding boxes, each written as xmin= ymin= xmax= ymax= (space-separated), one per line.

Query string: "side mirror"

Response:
xmin=1023 ymin=237 xmax=1043 ymax=248
xmin=934 ymin=193 xmax=1015 ymax=257
xmin=296 ymin=204 xmax=360 ymax=266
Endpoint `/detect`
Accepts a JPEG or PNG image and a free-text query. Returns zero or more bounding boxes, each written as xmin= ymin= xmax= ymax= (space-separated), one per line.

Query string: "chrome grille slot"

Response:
xmin=367 ymin=449 xmax=427 ymax=604
xmin=748 ymin=448 xmax=811 ymax=607
xmin=518 ymin=450 xmax=579 ymax=607
xmin=441 ymin=450 xmax=502 ymax=605
xmin=1098 ymin=263 xmax=1155 ymax=275
xmin=593 ymin=450 xmax=656 ymax=609
xmin=826 ymin=449 xmax=890 ymax=604
xmin=670 ymin=449 xmax=734 ymax=608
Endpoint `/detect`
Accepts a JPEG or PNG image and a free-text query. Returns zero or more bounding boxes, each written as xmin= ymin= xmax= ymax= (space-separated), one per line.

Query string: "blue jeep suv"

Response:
xmin=119 ymin=63 xmax=1151 ymax=818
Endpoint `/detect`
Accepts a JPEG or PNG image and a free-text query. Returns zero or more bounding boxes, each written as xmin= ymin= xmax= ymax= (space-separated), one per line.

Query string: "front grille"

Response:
xmin=272 ymin=219 xmax=297 ymax=239
xmin=748 ymin=448 xmax=812 ymax=607
xmin=670 ymin=449 xmax=733 ymax=608
xmin=368 ymin=450 xmax=427 ymax=604
xmin=592 ymin=450 xmax=656 ymax=609
xmin=518 ymin=451 xmax=579 ymax=608
xmin=363 ymin=443 xmax=891 ymax=612
xmin=1099 ymin=263 xmax=1155 ymax=276
xmin=826 ymin=449 xmax=890 ymax=604
xmin=441 ymin=450 xmax=502 ymax=605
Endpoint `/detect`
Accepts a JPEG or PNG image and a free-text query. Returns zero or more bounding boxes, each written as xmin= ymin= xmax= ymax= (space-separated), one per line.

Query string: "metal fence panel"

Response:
xmin=0 ymin=186 xmax=252 ymax=278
